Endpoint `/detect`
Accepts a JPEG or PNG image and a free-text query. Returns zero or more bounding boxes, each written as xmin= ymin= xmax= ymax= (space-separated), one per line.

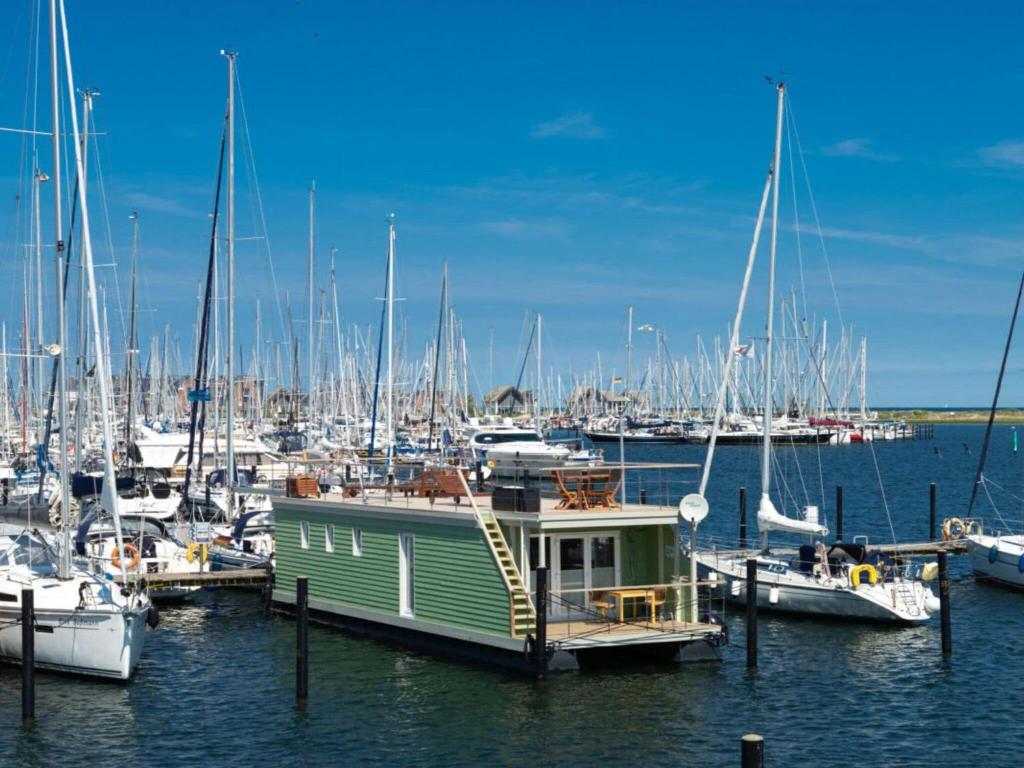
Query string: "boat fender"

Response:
xmin=920 ymin=562 xmax=938 ymax=581
xmin=988 ymin=545 xmax=999 ymax=564
xmin=965 ymin=520 xmax=984 ymax=537
xmin=942 ymin=517 xmax=965 ymax=541
xmin=849 ymin=564 xmax=879 ymax=588
xmin=768 ymin=586 xmax=779 ymax=605
xmin=1018 ymin=554 xmax=1024 ymax=574
xmin=111 ymin=543 xmax=141 ymax=571
xmin=147 ymin=604 xmax=160 ymax=629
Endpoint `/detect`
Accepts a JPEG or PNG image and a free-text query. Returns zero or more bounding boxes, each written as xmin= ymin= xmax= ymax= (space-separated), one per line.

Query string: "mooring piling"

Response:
xmin=535 ymin=566 xmax=548 ymax=679
xmin=938 ymin=551 xmax=952 ymax=656
xmin=929 ymin=482 xmax=937 ymax=541
xmin=741 ymin=734 xmax=764 ymax=768
xmin=739 ymin=486 xmax=747 ymax=548
xmin=296 ymin=576 xmax=309 ymax=704
xmin=745 ymin=558 xmax=757 ymax=670
xmin=22 ymin=588 xmax=34 ymax=724
xmin=835 ymin=485 xmax=844 ymax=541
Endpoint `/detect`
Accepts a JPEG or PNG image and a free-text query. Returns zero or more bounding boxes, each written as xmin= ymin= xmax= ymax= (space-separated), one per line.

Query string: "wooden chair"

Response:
xmin=590 ymin=590 xmax=613 ymax=619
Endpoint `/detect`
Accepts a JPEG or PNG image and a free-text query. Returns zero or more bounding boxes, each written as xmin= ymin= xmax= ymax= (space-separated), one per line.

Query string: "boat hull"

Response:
xmin=966 ymin=534 xmax=1024 ymax=589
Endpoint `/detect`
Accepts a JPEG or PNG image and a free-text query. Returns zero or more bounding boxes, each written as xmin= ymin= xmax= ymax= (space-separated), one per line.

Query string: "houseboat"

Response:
xmin=272 ymin=464 xmax=724 ymax=673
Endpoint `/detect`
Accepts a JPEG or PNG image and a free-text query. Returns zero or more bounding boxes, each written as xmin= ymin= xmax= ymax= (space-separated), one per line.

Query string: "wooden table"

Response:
xmin=608 ymin=587 xmax=656 ymax=623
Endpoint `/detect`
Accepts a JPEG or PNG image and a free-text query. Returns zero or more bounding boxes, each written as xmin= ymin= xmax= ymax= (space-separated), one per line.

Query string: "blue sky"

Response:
xmin=3 ymin=1 xmax=1024 ymax=405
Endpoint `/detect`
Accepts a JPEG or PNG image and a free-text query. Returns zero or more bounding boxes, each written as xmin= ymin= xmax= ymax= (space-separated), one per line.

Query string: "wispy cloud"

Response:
xmin=123 ymin=191 xmax=200 ymax=218
xmin=976 ymin=140 xmax=1024 ymax=168
xmin=820 ymin=137 xmax=899 ymax=162
xmin=530 ymin=112 xmax=608 ymax=140
xmin=800 ymin=223 xmax=928 ymax=251
xmin=479 ymin=218 xmax=568 ymax=237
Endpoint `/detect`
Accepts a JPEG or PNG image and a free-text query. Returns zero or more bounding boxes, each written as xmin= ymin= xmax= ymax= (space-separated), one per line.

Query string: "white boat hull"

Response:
xmin=966 ymin=533 xmax=1024 ymax=588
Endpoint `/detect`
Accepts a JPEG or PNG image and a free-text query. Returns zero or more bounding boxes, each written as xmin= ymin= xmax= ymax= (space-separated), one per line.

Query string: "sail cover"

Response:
xmin=757 ymin=495 xmax=829 ymax=536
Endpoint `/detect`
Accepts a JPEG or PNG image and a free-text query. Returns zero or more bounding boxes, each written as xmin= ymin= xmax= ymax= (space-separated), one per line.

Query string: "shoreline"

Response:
xmin=876 ymin=409 xmax=1024 ymax=424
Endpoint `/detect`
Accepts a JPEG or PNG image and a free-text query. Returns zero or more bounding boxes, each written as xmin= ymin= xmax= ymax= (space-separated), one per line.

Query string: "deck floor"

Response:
xmin=545 ymin=618 xmax=722 ymax=648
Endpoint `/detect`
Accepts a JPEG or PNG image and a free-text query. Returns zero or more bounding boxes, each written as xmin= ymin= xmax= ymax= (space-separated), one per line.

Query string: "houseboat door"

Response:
xmin=544 ymin=533 xmax=621 ymax=619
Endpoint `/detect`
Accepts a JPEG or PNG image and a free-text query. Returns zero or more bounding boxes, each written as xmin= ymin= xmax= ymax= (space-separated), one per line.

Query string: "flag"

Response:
xmin=733 ymin=344 xmax=754 ymax=358
xmin=611 ymin=376 xmax=623 ymax=384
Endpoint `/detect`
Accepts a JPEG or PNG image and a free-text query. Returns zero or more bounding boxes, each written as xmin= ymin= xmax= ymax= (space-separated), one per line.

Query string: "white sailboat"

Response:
xmin=695 ymin=83 xmax=938 ymax=624
xmin=0 ymin=0 xmax=150 ymax=679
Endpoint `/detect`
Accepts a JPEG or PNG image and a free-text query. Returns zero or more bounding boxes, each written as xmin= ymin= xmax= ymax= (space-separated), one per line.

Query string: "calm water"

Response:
xmin=3 ymin=424 xmax=1024 ymax=767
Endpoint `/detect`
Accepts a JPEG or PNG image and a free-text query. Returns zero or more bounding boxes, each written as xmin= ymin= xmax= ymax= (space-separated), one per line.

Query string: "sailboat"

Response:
xmin=0 ymin=0 xmax=150 ymax=679
xmin=952 ymin=263 xmax=1024 ymax=588
xmin=695 ymin=83 xmax=939 ymax=623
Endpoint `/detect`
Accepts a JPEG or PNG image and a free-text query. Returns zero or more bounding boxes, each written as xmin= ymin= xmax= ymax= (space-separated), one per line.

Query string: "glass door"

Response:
xmin=554 ymin=537 xmax=586 ymax=617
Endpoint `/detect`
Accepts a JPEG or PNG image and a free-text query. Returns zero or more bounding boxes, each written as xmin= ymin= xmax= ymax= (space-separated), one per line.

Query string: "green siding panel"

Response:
xmin=276 ymin=504 xmax=511 ymax=637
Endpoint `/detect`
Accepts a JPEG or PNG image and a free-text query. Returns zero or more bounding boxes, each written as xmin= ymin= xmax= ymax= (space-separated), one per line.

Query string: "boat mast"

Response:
xmin=386 ymin=213 xmax=395 ymax=474
xmin=124 ymin=211 xmax=139 ymax=451
xmin=223 ymin=49 xmax=236 ymax=519
xmin=535 ymin=312 xmax=542 ymax=432
xmin=760 ymin=81 xmax=784 ymax=550
xmin=57 ymin=0 xmax=127 ymax=581
xmin=48 ymin=0 xmax=71 ymax=578
xmin=307 ymin=180 xmax=315 ymax=428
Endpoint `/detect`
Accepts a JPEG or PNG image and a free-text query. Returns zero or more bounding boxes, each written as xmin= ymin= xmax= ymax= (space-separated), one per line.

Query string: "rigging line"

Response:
xmin=967 ymin=264 xmax=1024 ymax=517
xmin=980 ymin=477 xmax=1013 ymax=532
xmin=234 ymin=66 xmax=287 ymax=347
xmin=786 ymin=95 xmax=846 ymax=330
xmin=784 ymin=103 xmax=808 ymax=322
xmin=867 ymin=436 xmax=899 ymax=546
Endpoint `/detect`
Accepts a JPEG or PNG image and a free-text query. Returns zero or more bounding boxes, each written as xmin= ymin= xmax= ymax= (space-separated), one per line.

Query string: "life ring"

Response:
xmin=186 ymin=543 xmax=207 ymax=563
xmin=111 ymin=543 xmax=140 ymax=570
xmin=965 ymin=520 xmax=984 ymax=537
xmin=849 ymin=564 xmax=879 ymax=588
xmin=942 ymin=517 xmax=965 ymax=541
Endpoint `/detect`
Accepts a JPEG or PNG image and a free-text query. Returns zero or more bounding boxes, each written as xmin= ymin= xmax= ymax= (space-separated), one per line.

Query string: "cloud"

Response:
xmin=123 ymin=191 xmax=200 ymax=217
xmin=479 ymin=218 xmax=568 ymax=237
xmin=801 ymin=223 xmax=928 ymax=252
xmin=820 ymin=137 xmax=899 ymax=162
xmin=530 ymin=112 xmax=608 ymax=140
xmin=976 ymin=140 xmax=1024 ymax=168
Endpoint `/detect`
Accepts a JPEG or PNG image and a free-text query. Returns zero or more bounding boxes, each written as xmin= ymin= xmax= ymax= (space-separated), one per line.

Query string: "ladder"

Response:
xmin=456 ymin=471 xmax=536 ymax=637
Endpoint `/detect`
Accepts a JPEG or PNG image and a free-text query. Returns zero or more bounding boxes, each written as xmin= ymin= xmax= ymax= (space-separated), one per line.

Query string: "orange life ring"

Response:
xmin=111 ymin=543 xmax=141 ymax=570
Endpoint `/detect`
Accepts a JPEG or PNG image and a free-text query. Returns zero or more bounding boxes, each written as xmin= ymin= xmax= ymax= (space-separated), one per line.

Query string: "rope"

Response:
xmin=866 ymin=437 xmax=898 ymax=546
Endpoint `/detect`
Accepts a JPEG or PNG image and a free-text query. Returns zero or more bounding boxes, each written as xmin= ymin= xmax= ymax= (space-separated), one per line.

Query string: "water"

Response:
xmin=3 ymin=424 xmax=1024 ymax=766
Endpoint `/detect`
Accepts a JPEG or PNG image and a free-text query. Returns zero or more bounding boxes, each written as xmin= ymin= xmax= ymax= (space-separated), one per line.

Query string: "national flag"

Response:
xmin=733 ymin=344 xmax=754 ymax=358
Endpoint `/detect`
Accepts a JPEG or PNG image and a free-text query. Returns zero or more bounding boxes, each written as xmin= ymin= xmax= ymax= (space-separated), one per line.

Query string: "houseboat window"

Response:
xmin=352 ymin=528 xmax=363 ymax=557
xmin=399 ymin=533 xmax=415 ymax=617
xmin=325 ymin=524 xmax=335 ymax=553
xmin=300 ymin=521 xmax=309 ymax=549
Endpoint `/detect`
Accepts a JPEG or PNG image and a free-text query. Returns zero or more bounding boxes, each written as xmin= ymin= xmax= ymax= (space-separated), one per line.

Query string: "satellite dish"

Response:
xmin=679 ymin=493 xmax=709 ymax=525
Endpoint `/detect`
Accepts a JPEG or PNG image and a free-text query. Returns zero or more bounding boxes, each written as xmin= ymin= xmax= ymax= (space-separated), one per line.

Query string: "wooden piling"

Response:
xmin=296 ymin=576 xmax=309 ymax=704
xmin=22 ymin=589 xmax=34 ymax=723
xmin=639 ymin=489 xmax=647 ymax=505
xmin=745 ymin=559 xmax=757 ymax=670
xmin=938 ymin=551 xmax=952 ymax=657
xmin=835 ymin=485 xmax=844 ymax=541
xmin=741 ymin=734 xmax=764 ymax=768
xmin=929 ymin=483 xmax=937 ymax=541
xmin=739 ymin=486 xmax=747 ymax=548
xmin=535 ymin=566 xmax=548 ymax=679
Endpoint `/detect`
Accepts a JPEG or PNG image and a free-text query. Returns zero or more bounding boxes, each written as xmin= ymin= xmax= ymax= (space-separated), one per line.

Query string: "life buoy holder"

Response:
xmin=111 ymin=543 xmax=140 ymax=571
xmin=942 ymin=517 xmax=965 ymax=541
xmin=186 ymin=543 xmax=208 ymax=563
xmin=849 ymin=564 xmax=879 ymax=588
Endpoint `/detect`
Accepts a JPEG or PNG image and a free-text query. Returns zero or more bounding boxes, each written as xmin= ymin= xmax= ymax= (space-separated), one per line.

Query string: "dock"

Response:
xmin=117 ymin=569 xmax=272 ymax=592
xmin=715 ymin=539 xmax=967 ymax=559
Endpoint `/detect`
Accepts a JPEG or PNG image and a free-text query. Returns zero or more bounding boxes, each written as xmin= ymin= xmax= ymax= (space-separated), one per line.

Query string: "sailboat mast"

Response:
xmin=223 ymin=49 xmax=236 ymax=518
xmin=535 ymin=312 xmax=542 ymax=431
xmin=48 ymin=0 xmax=72 ymax=578
xmin=761 ymin=81 xmax=784 ymax=509
xmin=307 ymin=180 xmax=315 ymax=427
xmin=385 ymin=213 xmax=395 ymax=471
xmin=124 ymin=212 xmax=139 ymax=449
xmin=58 ymin=0 xmax=127 ymax=581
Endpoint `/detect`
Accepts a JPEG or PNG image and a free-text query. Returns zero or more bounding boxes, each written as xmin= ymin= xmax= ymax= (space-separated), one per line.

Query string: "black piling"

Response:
xmin=474 ymin=461 xmax=483 ymax=491
xmin=745 ymin=558 xmax=757 ymax=670
xmin=938 ymin=551 xmax=952 ymax=657
xmin=21 ymin=589 xmax=34 ymax=723
xmin=739 ymin=486 xmax=747 ymax=548
xmin=741 ymin=734 xmax=764 ymax=768
xmin=639 ymin=488 xmax=647 ymax=505
xmin=835 ymin=485 xmax=844 ymax=541
xmin=296 ymin=576 xmax=309 ymax=704
xmin=929 ymin=482 xmax=937 ymax=541
xmin=535 ymin=566 xmax=548 ymax=679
